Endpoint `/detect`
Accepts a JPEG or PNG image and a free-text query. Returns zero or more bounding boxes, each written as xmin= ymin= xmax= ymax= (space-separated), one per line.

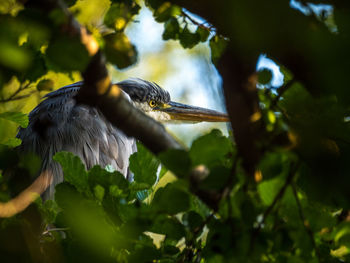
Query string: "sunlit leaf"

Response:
xmin=0 ymin=111 xmax=28 ymax=128
xmin=1 ymin=138 xmax=21 ymax=147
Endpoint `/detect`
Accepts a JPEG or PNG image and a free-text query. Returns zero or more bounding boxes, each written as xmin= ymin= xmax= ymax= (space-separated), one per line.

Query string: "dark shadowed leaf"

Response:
xmin=196 ymin=26 xmax=210 ymax=42
xmin=190 ymin=129 xmax=233 ymax=168
xmin=46 ymin=35 xmax=90 ymax=72
xmin=182 ymin=211 xmax=204 ymax=232
xmin=152 ymin=184 xmax=190 ymax=214
xmin=162 ymin=17 xmax=179 ymax=40
xmin=258 ymin=68 xmax=273 ymax=85
xmin=179 ymin=27 xmax=200 ymax=49
xmin=209 ymin=35 xmax=228 ymax=64
xmin=158 ymin=149 xmax=191 ymax=177
xmin=151 ymin=215 xmax=186 ymax=240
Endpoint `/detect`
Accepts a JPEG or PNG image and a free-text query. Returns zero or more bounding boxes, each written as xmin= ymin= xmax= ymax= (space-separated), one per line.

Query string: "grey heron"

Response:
xmin=17 ymin=78 xmax=229 ymax=201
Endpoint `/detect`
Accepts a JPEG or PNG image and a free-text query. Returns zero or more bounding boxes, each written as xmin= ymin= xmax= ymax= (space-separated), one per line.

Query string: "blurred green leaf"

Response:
xmin=104 ymin=32 xmax=138 ymax=69
xmin=153 ymin=2 xmax=181 ymax=22
xmin=0 ymin=41 xmax=32 ymax=71
xmin=1 ymin=137 xmax=21 ymax=147
xmin=0 ymin=112 xmax=28 ymax=128
xmin=46 ymin=35 xmax=90 ymax=72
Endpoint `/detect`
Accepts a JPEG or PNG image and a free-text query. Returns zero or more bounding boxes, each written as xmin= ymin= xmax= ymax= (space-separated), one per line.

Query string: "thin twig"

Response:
xmin=42 ymin=227 xmax=69 ymax=235
xmin=181 ymin=10 xmax=214 ymax=31
xmin=0 ymin=82 xmax=34 ymax=103
xmin=270 ymin=81 xmax=294 ymax=109
xmin=249 ymin=161 xmax=300 ymax=252
xmin=292 ymin=183 xmax=321 ymax=262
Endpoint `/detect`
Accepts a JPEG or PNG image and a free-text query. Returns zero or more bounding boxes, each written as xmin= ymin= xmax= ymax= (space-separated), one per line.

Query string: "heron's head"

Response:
xmin=117 ymin=78 xmax=229 ymax=123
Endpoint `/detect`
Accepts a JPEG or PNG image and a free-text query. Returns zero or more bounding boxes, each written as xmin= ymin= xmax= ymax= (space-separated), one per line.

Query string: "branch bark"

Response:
xmin=26 ymin=0 xmax=181 ymax=155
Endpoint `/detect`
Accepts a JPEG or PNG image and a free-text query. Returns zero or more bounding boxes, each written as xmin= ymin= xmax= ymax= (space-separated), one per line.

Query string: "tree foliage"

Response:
xmin=1 ymin=0 xmax=350 ymax=262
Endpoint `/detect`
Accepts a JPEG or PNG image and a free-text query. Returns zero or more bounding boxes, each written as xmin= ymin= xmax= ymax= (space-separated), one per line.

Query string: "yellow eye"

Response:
xmin=149 ymin=100 xmax=156 ymax=108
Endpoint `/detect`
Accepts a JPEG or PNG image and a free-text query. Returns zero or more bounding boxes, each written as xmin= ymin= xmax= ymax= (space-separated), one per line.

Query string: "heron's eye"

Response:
xmin=149 ymin=100 xmax=156 ymax=108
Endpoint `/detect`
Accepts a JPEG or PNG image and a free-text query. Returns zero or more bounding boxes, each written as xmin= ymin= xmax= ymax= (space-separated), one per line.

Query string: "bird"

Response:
xmin=17 ymin=78 xmax=229 ymax=201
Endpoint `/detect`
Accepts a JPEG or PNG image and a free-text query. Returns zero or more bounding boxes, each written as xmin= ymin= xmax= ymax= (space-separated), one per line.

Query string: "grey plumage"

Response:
xmin=17 ymin=78 xmax=228 ymax=201
xmin=17 ymin=80 xmax=154 ymax=200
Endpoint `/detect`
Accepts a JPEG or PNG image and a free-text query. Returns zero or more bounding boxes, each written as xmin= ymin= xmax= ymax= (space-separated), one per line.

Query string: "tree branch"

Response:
xmin=27 ymin=0 xmax=181 ymax=155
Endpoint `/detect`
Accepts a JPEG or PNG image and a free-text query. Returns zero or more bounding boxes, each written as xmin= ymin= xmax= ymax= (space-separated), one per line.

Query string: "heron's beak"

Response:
xmin=156 ymin=101 xmax=230 ymax=122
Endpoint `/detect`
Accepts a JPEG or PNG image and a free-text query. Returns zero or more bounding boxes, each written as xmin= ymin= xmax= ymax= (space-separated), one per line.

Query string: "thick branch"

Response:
xmin=27 ymin=0 xmax=181 ymax=155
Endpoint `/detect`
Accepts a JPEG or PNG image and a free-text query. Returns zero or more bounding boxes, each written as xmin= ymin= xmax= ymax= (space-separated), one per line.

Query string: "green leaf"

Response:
xmin=37 ymin=78 xmax=54 ymax=91
xmin=179 ymin=27 xmax=200 ymax=49
xmin=182 ymin=211 xmax=204 ymax=232
xmin=104 ymin=3 xmax=141 ymax=30
xmin=162 ymin=17 xmax=179 ymax=41
xmin=151 ymin=215 xmax=186 ymax=240
xmin=209 ymin=35 xmax=228 ymax=64
xmin=1 ymin=138 xmax=22 ymax=147
xmin=189 ymin=129 xmax=233 ymax=168
xmin=153 ymin=2 xmax=181 ymax=22
xmin=200 ymin=166 xmax=231 ymax=190
xmin=88 ymin=165 xmax=129 ymax=191
xmin=53 ymin=151 xmax=90 ymax=195
xmin=46 ymin=35 xmax=90 ymax=72
xmin=152 ymin=184 xmax=190 ymax=214
xmin=94 ymin=185 xmax=105 ymax=202
xmin=258 ymin=176 xmax=284 ymax=206
xmin=0 ymin=111 xmax=28 ymax=128
xmin=196 ymin=26 xmax=210 ymax=42
xmin=258 ymin=68 xmax=273 ymax=85
xmin=0 ymin=40 xmax=33 ymax=71
xmin=23 ymin=52 xmax=47 ymax=82
xmin=129 ymin=142 xmax=159 ymax=186
xmin=158 ymin=149 xmax=191 ymax=177
xmin=104 ymin=33 xmax=138 ymax=69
